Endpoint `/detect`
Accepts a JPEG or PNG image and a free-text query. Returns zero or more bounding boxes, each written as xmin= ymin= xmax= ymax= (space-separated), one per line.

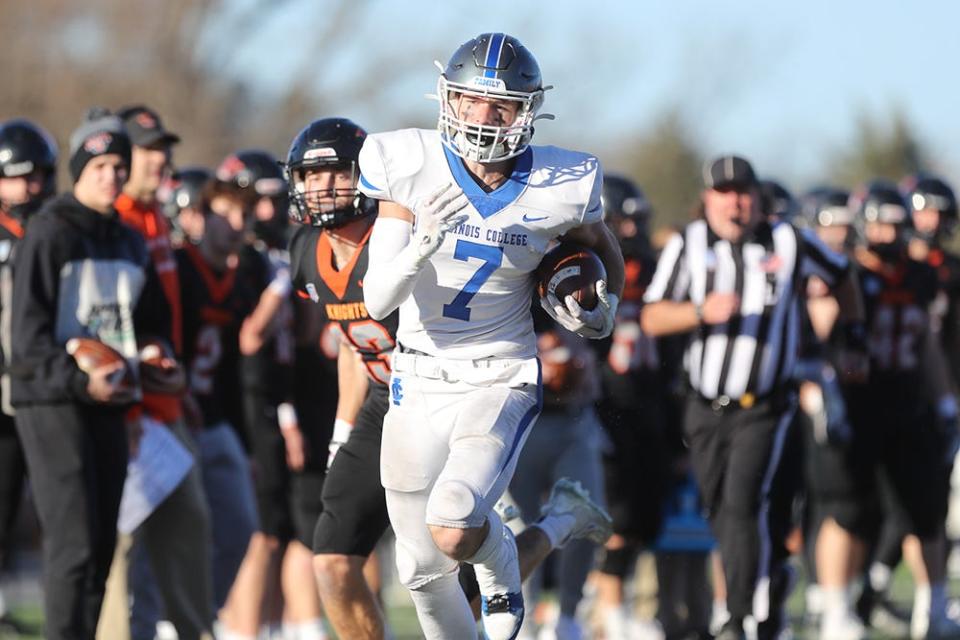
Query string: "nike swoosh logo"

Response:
xmin=522 ymin=214 xmax=548 ymax=222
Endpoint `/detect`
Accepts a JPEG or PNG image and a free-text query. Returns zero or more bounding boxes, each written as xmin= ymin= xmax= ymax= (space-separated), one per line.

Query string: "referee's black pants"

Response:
xmin=683 ymin=391 xmax=799 ymax=636
xmin=14 ymin=403 xmax=127 ymax=640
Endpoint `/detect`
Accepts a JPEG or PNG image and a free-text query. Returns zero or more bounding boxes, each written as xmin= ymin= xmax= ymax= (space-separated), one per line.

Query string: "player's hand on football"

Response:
xmin=86 ymin=362 xmax=136 ymax=405
xmin=140 ymin=357 xmax=185 ymax=395
xmin=542 ymin=280 xmax=619 ymax=339
xmin=413 ymin=184 xmax=470 ymax=261
xmin=701 ymin=292 xmax=740 ymax=325
xmin=282 ymin=425 xmax=306 ymax=472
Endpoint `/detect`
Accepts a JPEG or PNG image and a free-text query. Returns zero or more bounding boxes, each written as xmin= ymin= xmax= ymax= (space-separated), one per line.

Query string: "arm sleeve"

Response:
xmin=363 ymin=217 xmax=426 ymax=321
xmin=643 ymin=232 xmax=689 ymax=303
xmin=9 ymin=222 xmax=90 ymax=404
xmin=798 ymin=227 xmax=849 ymax=287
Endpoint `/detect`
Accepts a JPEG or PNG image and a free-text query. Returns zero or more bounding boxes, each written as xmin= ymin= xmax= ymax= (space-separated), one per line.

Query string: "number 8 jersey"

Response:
xmin=290 ymin=224 xmax=398 ymax=386
xmin=358 ymin=128 xmax=604 ymax=360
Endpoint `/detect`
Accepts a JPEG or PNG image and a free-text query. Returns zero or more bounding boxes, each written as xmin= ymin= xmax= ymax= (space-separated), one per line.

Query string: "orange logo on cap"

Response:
xmin=84 ymin=132 xmax=113 ymax=154
xmin=135 ymin=112 xmax=157 ymax=129
xmin=217 ymin=155 xmax=246 ymax=181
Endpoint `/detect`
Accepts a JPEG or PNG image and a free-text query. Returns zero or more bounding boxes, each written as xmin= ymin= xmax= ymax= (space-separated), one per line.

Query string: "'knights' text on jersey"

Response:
xmin=290 ymin=224 xmax=397 ymax=385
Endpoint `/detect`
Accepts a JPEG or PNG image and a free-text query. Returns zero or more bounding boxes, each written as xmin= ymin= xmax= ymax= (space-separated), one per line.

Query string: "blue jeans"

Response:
xmin=195 ymin=423 xmax=258 ymax=609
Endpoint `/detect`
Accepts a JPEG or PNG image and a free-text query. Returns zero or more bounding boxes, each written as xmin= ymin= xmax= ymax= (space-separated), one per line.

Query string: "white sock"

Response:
xmin=820 ymin=586 xmax=850 ymax=619
xmin=0 ymin=589 xmax=6 ymax=617
xmin=869 ymin=561 xmax=892 ymax=593
xmin=533 ymin=512 xmax=577 ymax=549
xmin=603 ymin=606 xmax=629 ymax=639
xmin=805 ymin=584 xmax=823 ymax=615
xmin=467 ymin=510 xmax=521 ymax=595
xmin=408 ymin=571 xmax=477 ymax=640
xmin=217 ymin=628 xmax=256 ymax=640
xmin=282 ymin=619 xmax=327 ymax=640
xmin=912 ymin=583 xmax=932 ymax=640
xmin=710 ymin=600 xmax=730 ymax=635
xmin=820 ymin=587 xmax=849 ymax=613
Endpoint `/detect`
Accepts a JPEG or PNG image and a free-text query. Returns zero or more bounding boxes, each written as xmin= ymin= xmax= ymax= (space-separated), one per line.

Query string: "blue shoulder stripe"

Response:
xmin=359 ymin=174 xmax=380 ymax=192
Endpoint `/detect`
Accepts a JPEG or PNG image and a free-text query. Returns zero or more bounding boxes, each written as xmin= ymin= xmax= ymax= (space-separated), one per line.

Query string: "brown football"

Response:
xmin=138 ymin=336 xmax=174 ymax=367
xmin=66 ymin=337 xmax=134 ymax=386
xmin=536 ymin=243 xmax=607 ymax=311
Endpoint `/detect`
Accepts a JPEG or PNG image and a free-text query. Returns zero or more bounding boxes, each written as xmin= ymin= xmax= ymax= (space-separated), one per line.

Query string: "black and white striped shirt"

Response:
xmin=644 ymin=219 xmax=848 ymax=400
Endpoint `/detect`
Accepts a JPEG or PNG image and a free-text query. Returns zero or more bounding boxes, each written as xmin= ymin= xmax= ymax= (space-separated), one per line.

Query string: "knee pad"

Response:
xmin=426 ymin=479 xmax=481 ymax=528
xmin=599 ymin=545 xmax=636 ymax=578
xmin=394 ymin=536 xmax=458 ymax=591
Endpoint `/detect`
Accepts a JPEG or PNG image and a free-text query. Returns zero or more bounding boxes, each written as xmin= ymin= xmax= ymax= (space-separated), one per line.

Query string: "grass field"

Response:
xmin=0 ymin=556 xmax=932 ymax=639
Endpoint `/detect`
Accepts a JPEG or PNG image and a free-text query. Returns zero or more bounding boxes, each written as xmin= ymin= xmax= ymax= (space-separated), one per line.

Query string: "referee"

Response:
xmin=641 ymin=155 xmax=864 ymax=640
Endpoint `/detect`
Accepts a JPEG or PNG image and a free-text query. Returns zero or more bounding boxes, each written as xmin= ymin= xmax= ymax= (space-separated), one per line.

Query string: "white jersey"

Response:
xmin=359 ymin=129 xmax=603 ymax=360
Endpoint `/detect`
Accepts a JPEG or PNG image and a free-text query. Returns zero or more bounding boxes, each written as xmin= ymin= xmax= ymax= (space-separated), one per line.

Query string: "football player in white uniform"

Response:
xmin=359 ymin=33 xmax=624 ymax=640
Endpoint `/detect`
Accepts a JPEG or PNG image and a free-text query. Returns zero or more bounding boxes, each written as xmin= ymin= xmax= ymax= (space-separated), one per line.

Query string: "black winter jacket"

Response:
xmin=10 ymin=193 xmax=170 ymax=406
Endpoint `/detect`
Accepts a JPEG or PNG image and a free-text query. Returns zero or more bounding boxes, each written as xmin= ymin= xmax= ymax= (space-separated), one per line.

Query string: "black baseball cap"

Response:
xmin=703 ymin=155 xmax=758 ymax=190
xmin=117 ymin=105 xmax=180 ymax=147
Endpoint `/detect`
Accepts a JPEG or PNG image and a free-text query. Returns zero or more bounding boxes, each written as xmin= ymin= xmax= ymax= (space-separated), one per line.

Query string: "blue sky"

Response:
xmin=217 ymin=0 xmax=960 ymax=190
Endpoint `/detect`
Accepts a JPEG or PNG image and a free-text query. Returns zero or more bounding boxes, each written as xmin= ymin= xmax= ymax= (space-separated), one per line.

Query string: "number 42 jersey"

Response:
xmin=290 ymin=224 xmax=398 ymax=386
xmin=358 ymin=128 xmax=604 ymax=360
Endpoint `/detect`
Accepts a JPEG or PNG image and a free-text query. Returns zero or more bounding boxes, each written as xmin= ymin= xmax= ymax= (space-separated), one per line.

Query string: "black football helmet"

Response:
xmin=801 ymin=187 xmax=855 ymax=228
xmin=436 ymin=33 xmax=551 ymax=163
xmin=601 ymin=174 xmax=652 ymax=256
xmin=217 ymin=149 xmax=289 ymax=247
xmin=162 ymin=167 xmax=212 ymax=220
xmin=902 ymin=174 xmax=957 ymax=241
xmin=0 ymin=118 xmax=58 ymax=218
xmin=851 ymin=179 xmax=910 ymax=251
xmin=602 ymin=174 xmax=651 ymax=226
xmin=284 ymin=117 xmax=375 ymax=229
xmin=800 ymin=187 xmax=857 ymax=252
xmin=760 ymin=179 xmax=797 ymax=222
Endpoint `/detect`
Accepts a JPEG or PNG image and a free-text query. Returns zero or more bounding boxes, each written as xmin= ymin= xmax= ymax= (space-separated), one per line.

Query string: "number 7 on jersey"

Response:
xmin=441 ymin=240 xmax=503 ymax=321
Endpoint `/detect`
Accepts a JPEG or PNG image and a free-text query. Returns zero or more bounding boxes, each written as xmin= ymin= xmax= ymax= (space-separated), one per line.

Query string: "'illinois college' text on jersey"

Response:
xmin=358 ymin=128 xmax=603 ymax=360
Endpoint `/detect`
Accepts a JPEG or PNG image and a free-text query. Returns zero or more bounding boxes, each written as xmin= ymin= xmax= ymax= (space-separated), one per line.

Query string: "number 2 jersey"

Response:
xmin=177 ymin=243 xmax=269 ymax=429
xmin=289 ymin=224 xmax=398 ymax=386
xmin=358 ymin=128 xmax=603 ymax=360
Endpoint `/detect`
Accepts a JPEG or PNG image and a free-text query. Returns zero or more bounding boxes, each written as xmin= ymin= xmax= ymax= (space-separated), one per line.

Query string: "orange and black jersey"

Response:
xmin=289 ymin=224 xmax=398 ymax=386
xmin=858 ymin=250 xmax=939 ymax=381
xmin=598 ymin=251 xmax=670 ymax=411
xmin=237 ymin=245 xmax=294 ymax=404
xmin=291 ymin=294 xmax=339 ymax=437
xmin=177 ymin=244 xmax=268 ymax=429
